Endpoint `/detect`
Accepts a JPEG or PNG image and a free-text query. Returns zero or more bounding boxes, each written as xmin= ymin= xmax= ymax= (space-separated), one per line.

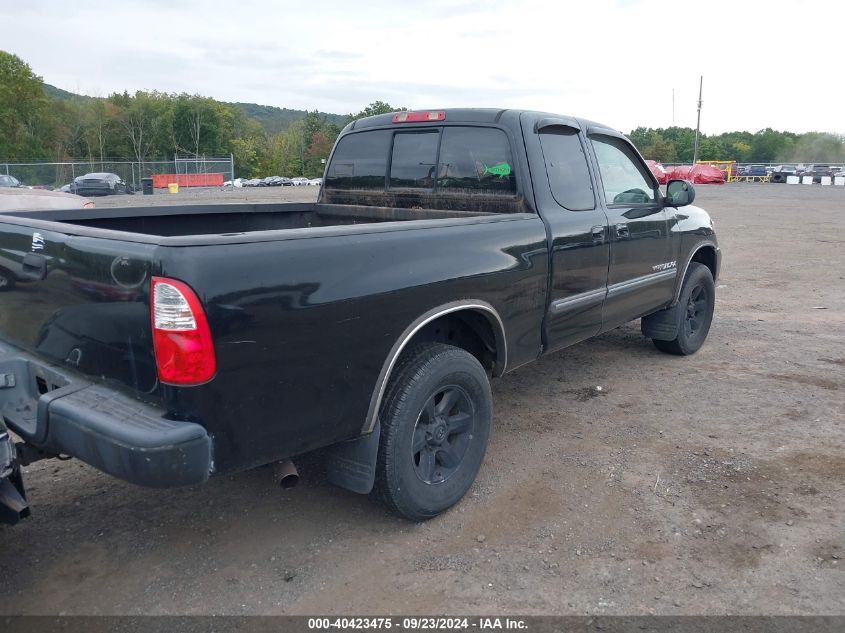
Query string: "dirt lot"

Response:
xmin=1 ymin=184 xmax=843 ymax=615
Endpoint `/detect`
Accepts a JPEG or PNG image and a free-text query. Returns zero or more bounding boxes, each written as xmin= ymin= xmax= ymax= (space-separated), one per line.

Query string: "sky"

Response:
xmin=4 ymin=0 xmax=843 ymax=135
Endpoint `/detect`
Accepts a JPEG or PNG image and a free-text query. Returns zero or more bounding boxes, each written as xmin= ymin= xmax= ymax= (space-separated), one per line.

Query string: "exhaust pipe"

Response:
xmin=0 ymin=476 xmax=30 ymax=526
xmin=273 ymin=458 xmax=299 ymax=489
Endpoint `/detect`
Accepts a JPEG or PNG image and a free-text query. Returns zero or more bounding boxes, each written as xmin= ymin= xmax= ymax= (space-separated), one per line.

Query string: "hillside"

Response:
xmin=230 ymin=102 xmax=347 ymax=134
xmin=43 ymin=83 xmax=93 ymax=102
xmin=42 ymin=84 xmax=346 ymax=134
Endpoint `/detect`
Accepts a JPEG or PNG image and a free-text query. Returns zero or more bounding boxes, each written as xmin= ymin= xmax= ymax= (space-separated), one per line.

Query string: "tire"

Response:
xmin=371 ymin=343 xmax=492 ymax=521
xmin=653 ymin=262 xmax=715 ymax=356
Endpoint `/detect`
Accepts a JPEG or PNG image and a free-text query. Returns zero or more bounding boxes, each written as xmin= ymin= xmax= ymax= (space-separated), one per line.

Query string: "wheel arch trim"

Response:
xmin=362 ymin=300 xmax=507 ymax=434
xmin=673 ymin=241 xmax=718 ymax=305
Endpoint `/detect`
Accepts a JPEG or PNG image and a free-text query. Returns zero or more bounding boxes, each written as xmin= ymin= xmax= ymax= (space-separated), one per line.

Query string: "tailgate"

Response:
xmin=0 ymin=218 xmax=160 ymax=400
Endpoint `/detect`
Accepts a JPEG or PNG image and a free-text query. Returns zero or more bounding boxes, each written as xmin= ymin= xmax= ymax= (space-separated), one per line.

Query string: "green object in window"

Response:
xmin=483 ymin=162 xmax=512 ymax=178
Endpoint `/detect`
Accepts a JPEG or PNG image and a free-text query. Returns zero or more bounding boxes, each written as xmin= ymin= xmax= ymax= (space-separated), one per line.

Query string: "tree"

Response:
xmin=111 ymin=91 xmax=171 ymax=164
xmin=172 ymin=95 xmax=234 ymax=157
xmin=304 ymin=130 xmax=333 ymax=177
xmin=0 ymin=50 xmax=52 ymax=159
xmin=346 ymin=100 xmax=405 ymax=123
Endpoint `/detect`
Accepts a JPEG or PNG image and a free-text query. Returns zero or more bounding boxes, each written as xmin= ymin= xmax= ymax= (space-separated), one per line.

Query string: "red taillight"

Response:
xmin=392 ymin=111 xmax=446 ymax=123
xmin=150 ymin=276 xmax=216 ymax=386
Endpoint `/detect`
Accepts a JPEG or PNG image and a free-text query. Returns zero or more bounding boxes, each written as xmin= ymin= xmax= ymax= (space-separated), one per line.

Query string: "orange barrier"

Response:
xmin=151 ymin=173 xmax=224 ymax=188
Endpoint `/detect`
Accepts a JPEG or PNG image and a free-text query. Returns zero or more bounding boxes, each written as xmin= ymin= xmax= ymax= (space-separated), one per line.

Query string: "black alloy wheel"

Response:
xmin=683 ymin=284 xmax=709 ymax=340
xmin=412 ymin=385 xmax=476 ymax=485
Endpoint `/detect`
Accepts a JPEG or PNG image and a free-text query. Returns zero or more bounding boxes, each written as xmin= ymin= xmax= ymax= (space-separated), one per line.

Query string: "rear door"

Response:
xmin=521 ymin=114 xmax=610 ymax=352
xmin=586 ymin=132 xmax=676 ymax=330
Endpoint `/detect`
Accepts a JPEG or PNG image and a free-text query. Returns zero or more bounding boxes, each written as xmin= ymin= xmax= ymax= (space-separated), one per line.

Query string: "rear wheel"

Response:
xmin=653 ymin=262 xmax=715 ymax=356
xmin=371 ymin=343 xmax=492 ymax=521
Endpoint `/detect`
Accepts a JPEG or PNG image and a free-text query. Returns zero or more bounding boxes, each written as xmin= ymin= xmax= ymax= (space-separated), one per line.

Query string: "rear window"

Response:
xmin=324 ymin=125 xmax=523 ymax=213
xmin=436 ymin=127 xmax=516 ymax=194
xmin=325 ymin=130 xmax=391 ymax=190
xmin=389 ymin=131 xmax=439 ymax=189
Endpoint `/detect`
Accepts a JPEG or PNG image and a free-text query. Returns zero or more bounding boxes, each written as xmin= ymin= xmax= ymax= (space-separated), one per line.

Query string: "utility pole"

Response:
xmin=692 ymin=76 xmax=703 ymax=164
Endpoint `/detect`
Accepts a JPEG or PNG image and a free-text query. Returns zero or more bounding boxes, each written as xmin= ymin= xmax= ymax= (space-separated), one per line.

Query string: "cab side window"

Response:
xmin=590 ymin=135 xmax=657 ymax=205
xmin=538 ymin=127 xmax=595 ymax=211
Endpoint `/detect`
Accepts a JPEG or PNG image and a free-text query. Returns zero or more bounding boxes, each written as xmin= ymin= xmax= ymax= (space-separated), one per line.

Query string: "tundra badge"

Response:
xmin=652 ymin=261 xmax=677 ymax=272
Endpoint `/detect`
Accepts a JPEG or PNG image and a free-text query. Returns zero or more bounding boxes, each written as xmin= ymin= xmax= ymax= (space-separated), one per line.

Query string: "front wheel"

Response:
xmin=653 ymin=262 xmax=715 ymax=355
xmin=371 ymin=343 xmax=492 ymax=521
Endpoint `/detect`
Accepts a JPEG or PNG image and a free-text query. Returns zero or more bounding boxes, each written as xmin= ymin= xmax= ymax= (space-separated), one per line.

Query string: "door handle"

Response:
xmin=21 ymin=253 xmax=47 ymax=281
xmin=614 ymin=223 xmax=630 ymax=238
xmin=591 ymin=225 xmax=605 ymax=244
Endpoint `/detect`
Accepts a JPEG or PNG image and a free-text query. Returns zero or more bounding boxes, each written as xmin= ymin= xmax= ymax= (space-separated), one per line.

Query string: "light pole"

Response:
xmin=692 ymin=76 xmax=703 ymax=165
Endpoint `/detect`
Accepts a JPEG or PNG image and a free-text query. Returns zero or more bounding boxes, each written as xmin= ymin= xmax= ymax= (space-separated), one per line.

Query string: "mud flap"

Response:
xmin=641 ymin=303 xmax=680 ymax=341
xmin=325 ymin=420 xmax=380 ymax=494
xmin=0 ymin=430 xmax=29 ymax=525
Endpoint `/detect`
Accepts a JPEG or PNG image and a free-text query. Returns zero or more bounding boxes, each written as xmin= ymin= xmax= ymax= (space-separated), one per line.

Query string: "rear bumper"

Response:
xmin=0 ymin=341 xmax=212 ymax=488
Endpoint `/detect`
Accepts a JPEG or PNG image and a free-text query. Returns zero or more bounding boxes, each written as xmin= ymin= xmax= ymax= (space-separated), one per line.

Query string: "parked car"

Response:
xmin=70 ymin=172 xmax=133 ymax=196
xmin=0 ymin=108 xmax=718 ymax=523
xmin=770 ymin=165 xmax=799 ymax=183
xmin=291 ymin=177 xmax=310 ymax=186
xmin=745 ymin=165 xmax=768 ymax=177
xmin=0 ymin=175 xmax=23 ymax=188
xmin=804 ymin=165 xmax=836 ymax=182
xmin=309 ymin=178 xmax=323 ymax=186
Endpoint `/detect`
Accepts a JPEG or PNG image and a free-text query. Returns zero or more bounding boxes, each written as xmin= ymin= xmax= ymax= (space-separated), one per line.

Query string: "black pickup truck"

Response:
xmin=0 ymin=109 xmax=719 ymax=522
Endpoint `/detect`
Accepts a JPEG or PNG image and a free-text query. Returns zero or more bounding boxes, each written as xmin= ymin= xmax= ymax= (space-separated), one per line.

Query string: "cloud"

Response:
xmin=3 ymin=0 xmax=844 ymax=133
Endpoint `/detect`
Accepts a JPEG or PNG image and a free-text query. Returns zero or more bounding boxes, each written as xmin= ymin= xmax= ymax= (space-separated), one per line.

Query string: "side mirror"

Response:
xmin=665 ymin=179 xmax=696 ymax=207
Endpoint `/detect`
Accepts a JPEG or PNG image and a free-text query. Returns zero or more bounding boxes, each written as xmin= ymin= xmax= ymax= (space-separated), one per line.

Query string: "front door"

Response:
xmin=587 ymin=133 xmax=675 ymax=330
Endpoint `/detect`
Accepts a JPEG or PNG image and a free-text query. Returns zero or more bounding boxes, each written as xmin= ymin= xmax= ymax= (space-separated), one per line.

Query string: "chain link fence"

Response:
xmin=2 ymin=155 xmax=234 ymax=190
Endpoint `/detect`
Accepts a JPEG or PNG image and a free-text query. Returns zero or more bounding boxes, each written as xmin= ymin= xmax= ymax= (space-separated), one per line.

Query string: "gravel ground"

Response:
xmin=1 ymin=183 xmax=843 ymax=615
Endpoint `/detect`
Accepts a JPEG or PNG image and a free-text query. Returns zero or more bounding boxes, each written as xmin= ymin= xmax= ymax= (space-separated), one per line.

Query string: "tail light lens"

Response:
xmin=392 ymin=111 xmax=446 ymax=123
xmin=150 ymin=276 xmax=216 ymax=385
